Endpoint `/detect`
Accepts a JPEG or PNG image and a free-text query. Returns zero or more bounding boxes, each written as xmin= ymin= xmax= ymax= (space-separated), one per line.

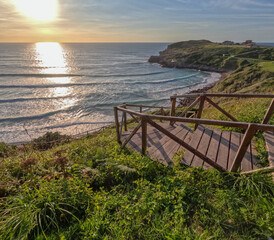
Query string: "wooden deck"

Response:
xmin=122 ymin=122 xmax=259 ymax=171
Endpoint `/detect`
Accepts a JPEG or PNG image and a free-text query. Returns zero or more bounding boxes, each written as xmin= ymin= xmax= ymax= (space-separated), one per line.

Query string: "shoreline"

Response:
xmin=178 ymin=72 xmax=228 ymax=107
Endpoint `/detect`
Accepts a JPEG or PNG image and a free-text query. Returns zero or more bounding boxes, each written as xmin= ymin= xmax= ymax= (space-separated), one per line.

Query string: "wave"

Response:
xmin=0 ymin=96 xmax=73 ymax=103
xmin=0 ymin=106 xmax=79 ymax=123
xmin=0 ymin=73 xmax=83 ymax=78
xmin=152 ymin=78 xmax=208 ymax=94
xmin=128 ymin=73 xmax=200 ymax=85
xmin=0 ymin=73 xmax=202 ymax=89
xmin=0 ymin=71 xmax=167 ymax=79
xmin=43 ymin=121 xmax=114 ymax=130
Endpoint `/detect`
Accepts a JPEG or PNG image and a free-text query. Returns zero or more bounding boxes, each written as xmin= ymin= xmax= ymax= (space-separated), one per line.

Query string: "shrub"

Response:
xmin=32 ymin=132 xmax=71 ymax=150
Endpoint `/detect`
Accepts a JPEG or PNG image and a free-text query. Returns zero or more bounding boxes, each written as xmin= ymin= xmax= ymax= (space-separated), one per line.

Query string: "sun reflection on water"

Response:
xmin=35 ymin=42 xmax=76 ymax=108
xmin=35 ymin=42 xmax=71 ymax=84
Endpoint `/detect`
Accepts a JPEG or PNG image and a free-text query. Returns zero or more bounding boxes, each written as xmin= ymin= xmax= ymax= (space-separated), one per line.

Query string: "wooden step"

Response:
xmin=147 ymin=123 xmax=193 ymax=165
xmin=182 ymin=125 xmax=259 ymax=171
xmin=264 ymin=131 xmax=274 ymax=167
xmin=121 ymin=122 xmax=176 ymax=153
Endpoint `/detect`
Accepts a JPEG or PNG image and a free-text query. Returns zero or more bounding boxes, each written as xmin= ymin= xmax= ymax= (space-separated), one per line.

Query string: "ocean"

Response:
xmin=0 ymin=42 xmax=220 ymax=144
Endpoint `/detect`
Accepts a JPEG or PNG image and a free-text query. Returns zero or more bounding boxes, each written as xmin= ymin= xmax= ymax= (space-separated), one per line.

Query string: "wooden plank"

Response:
xmin=216 ymin=130 xmax=231 ymax=170
xmin=264 ymin=131 xmax=274 ymax=167
xmin=150 ymin=124 xmax=192 ymax=164
xmin=206 ymin=128 xmax=222 ymax=167
xmin=176 ymin=129 xmax=193 ymax=152
xmin=262 ymin=99 xmax=274 ymax=124
xmin=148 ymin=123 xmax=189 ymax=157
xmin=182 ymin=125 xmax=205 ymax=166
xmin=122 ymin=122 xmax=175 ymax=153
xmin=146 ymin=119 xmax=226 ymax=171
xmin=227 ymin=132 xmax=241 ymax=170
xmin=251 ymin=141 xmax=259 ymax=168
xmin=192 ymin=127 xmax=213 ymax=167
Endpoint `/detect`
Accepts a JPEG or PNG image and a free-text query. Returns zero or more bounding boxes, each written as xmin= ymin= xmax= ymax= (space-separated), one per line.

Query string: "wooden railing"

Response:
xmin=114 ymin=94 xmax=274 ymax=173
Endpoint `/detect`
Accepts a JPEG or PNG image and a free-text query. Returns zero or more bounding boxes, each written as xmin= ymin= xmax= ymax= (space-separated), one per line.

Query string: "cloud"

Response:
xmin=208 ymin=0 xmax=274 ymax=10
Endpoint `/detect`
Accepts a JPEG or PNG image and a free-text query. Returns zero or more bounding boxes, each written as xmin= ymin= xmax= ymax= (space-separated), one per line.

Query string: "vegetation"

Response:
xmin=0 ymin=125 xmax=274 ymax=240
xmin=149 ymin=40 xmax=274 ymax=72
xmin=0 ymin=40 xmax=273 ymax=239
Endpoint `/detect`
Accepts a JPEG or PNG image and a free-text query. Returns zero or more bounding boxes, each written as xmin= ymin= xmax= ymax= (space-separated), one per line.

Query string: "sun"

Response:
xmin=12 ymin=0 xmax=58 ymax=22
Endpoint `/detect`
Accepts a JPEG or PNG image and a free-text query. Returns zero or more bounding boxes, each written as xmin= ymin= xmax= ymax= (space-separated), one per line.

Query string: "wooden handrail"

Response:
xmin=230 ymin=124 xmax=258 ymax=172
xmin=114 ymin=107 xmax=121 ymax=144
xmin=171 ymin=93 xmax=274 ymax=99
xmin=141 ymin=117 xmax=147 ymax=155
xmin=119 ymin=114 xmax=124 ymax=138
xmin=121 ymin=121 xmax=142 ymax=149
xmin=170 ymin=94 xmax=177 ymax=125
xmin=205 ymin=97 xmax=238 ymax=122
xmin=123 ymin=104 xmax=127 ymax=132
xmin=116 ymin=106 xmax=274 ymax=132
xmin=195 ymin=95 xmax=206 ymax=130
xmin=177 ymin=96 xmax=200 ymax=117
xmin=262 ymin=99 xmax=274 ymax=124
xmin=241 ymin=166 xmax=274 ymax=175
xmin=125 ymin=103 xmax=170 ymax=109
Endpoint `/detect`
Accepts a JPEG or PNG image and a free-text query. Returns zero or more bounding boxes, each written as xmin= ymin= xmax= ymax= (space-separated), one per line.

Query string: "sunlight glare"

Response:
xmin=12 ymin=0 xmax=58 ymax=22
xmin=35 ymin=42 xmax=71 ymax=84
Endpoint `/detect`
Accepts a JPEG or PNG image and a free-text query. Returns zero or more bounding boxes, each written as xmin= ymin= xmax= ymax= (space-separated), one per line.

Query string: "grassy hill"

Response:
xmin=0 ymin=40 xmax=274 ymax=240
xmin=149 ymin=40 xmax=274 ymax=73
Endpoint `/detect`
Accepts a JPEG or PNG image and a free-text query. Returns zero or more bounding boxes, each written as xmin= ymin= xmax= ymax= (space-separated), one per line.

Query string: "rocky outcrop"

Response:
xmin=148 ymin=55 xmax=226 ymax=72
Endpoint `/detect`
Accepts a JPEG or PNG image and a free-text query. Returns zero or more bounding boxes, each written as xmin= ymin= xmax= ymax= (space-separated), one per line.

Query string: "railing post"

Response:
xmin=160 ymin=107 xmax=164 ymax=122
xmin=141 ymin=117 xmax=147 ymax=155
xmin=140 ymin=105 xmax=143 ymax=113
xmin=230 ymin=123 xmax=257 ymax=172
xmin=262 ymin=99 xmax=274 ymax=124
xmin=170 ymin=94 xmax=177 ymax=125
xmin=195 ymin=95 xmax=206 ymax=130
xmin=114 ymin=107 xmax=121 ymax=144
xmin=123 ymin=103 xmax=127 ymax=132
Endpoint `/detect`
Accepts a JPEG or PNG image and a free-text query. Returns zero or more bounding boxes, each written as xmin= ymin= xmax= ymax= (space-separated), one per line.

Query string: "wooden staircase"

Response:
xmin=122 ymin=122 xmax=260 ymax=171
xmin=116 ymin=93 xmax=274 ymax=173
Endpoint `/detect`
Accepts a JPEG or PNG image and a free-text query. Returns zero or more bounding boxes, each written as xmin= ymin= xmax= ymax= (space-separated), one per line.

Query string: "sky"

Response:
xmin=0 ymin=0 xmax=274 ymax=42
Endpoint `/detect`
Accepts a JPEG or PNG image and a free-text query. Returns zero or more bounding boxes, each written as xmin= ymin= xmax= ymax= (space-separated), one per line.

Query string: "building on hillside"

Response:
xmin=222 ymin=41 xmax=234 ymax=45
xmin=242 ymin=40 xmax=256 ymax=47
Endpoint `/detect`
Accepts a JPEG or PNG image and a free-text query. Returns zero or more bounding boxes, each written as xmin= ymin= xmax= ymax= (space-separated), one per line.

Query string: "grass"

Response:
xmin=259 ymin=61 xmax=274 ymax=72
xmin=0 ymin=120 xmax=274 ymax=239
xmin=153 ymin=40 xmax=274 ymax=72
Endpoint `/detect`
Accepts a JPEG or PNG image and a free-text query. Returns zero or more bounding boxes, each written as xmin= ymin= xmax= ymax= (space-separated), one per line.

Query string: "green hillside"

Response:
xmin=149 ymin=40 xmax=274 ymax=73
xmin=0 ymin=40 xmax=274 ymax=240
